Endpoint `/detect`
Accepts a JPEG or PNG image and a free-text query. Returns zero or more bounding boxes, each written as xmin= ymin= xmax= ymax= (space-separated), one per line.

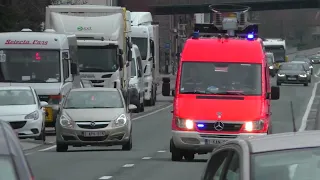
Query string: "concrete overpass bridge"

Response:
xmin=148 ymin=0 xmax=320 ymax=14
xmin=118 ymin=0 xmax=320 ymax=73
xmin=118 ymin=0 xmax=320 ymax=15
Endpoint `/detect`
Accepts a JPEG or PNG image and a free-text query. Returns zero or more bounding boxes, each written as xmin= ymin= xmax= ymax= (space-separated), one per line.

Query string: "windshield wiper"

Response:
xmin=91 ymin=106 xmax=113 ymax=108
xmin=23 ymin=79 xmax=46 ymax=83
xmin=80 ymin=67 xmax=108 ymax=72
xmin=211 ymin=91 xmax=245 ymax=95
xmin=0 ymin=80 xmax=18 ymax=82
xmin=64 ymin=107 xmax=81 ymax=109
xmin=180 ymin=90 xmax=207 ymax=94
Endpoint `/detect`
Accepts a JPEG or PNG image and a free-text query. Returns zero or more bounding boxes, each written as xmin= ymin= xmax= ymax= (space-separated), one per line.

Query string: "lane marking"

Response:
xmin=132 ymin=104 xmax=172 ymax=121
xmin=142 ymin=157 xmax=152 ymax=159
xmin=315 ymin=68 xmax=320 ymax=77
xmin=157 ymin=150 xmax=166 ymax=153
xmin=36 ymin=104 xmax=173 ymax=152
xmin=38 ymin=145 xmax=56 ymax=152
xmin=122 ymin=164 xmax=134 ymax=167
xmin=99 ymin=176 xmax=112 ymax=179
xmin=299 ymin=79 xmax=320 ymax=131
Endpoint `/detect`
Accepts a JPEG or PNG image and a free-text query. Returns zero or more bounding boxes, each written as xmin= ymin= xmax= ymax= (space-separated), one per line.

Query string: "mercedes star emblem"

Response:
xmin=90 ymin=121 xmax=95 ymax=127
xmin=214 ymin=121 xmax=224 ymax=131
xmin=216 ymin=112 xmax=222 ymax=118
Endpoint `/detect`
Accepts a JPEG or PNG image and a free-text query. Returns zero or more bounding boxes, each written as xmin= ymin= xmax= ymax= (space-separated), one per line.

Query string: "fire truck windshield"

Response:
xmin=180 ymin=62 xmax=262 ymax=95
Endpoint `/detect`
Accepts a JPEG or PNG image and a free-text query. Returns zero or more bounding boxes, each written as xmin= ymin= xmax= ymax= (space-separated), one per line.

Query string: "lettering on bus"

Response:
xmin=5 ymin=40 xmax=48 ymax=45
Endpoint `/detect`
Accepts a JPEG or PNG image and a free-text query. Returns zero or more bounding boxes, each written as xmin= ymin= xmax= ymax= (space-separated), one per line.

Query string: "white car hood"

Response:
xmin=0 ymin=105 xmax=37 ymax=116
xmin=0 ymin=83 xmax=61 ymax=95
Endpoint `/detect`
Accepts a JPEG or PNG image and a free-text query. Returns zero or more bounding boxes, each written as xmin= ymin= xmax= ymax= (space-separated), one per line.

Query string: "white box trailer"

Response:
xmin=131 ymin=12 xmax=159 ymax=106
xmin=45 ymin=5 xmax=131 ymax=99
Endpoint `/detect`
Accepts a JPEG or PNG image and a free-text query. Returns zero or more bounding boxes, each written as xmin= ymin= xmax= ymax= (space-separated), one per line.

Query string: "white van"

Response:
xmin=129 ymin=44 xmax=144 ymax=112
xmin=0 ymin=29 xmax=81 ymax=127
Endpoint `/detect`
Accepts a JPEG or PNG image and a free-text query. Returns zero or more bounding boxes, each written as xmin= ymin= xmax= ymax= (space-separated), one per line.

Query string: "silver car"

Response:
xmin=55 ymin=88 xmax=137 ymax=152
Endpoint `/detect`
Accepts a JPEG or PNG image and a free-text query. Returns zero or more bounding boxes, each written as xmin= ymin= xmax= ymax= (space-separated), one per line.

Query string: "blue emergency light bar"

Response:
xmin=193 ymin=23 xmax=259 ymax=39
xmin=197 ymin=123 xmax=204 ymax=128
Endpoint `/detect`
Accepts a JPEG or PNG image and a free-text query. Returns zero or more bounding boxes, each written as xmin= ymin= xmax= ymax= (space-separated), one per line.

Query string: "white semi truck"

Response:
xmin=131 ymin=12 xmax=159 ymax=106
xmin=45 ymin=5 xmax=132 ymax=103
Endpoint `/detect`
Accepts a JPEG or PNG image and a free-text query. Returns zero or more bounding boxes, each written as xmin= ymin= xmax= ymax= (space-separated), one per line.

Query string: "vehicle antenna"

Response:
xmin=290 ymin=101 xmax=297 ymax=132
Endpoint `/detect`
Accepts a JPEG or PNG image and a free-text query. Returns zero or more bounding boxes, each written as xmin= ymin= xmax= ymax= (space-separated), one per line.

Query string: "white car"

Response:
xmin=0 ymin=86 xmax=48 ymax=141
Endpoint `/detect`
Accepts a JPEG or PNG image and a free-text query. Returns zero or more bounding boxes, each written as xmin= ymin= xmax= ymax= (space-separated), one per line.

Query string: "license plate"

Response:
xmin=83 ymin=131 xmax=106 ymax=137
xmin=205 ymin=139 xmax=228 ymax=145
xmin=288 ymin=77 xmax=296 ymax=80
xmin=45 ymin=107 xmax=53 ymax=122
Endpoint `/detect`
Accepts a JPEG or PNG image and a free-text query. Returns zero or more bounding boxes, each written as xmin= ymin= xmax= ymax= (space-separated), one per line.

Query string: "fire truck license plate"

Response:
xmin=205 ymin=139 xmax=228 ymax=145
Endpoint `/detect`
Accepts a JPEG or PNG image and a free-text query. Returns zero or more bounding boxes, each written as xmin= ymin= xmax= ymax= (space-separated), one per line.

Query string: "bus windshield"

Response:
xmin=0 ymin=49 xmax=60 ymax=83
xmin=264 ymin=45 xmax=285 ymax=62
xmin=78 ymin=45 xmax=118 ymax=73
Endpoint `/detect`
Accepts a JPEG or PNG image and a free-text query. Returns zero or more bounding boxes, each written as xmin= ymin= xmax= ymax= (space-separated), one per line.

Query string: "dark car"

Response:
xmin=292 ymin=57 xmax=313 ymax=74
xmin=276 ymin=62 xmax=309 ymax=86
xmin=0 ymin=120 xmax=34 ymax=180
xmin=201 ymin=130 xmax=320 ymax=180
xmin=309 ymin=54 xmax=320 ymax=64
xmin=290 ymin=61 xmax=312 ymax=83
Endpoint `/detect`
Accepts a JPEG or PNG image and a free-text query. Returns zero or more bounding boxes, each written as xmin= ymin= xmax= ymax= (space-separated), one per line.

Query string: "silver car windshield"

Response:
xmin=64 ymin=91 xmax=123 ymax=109
xmin=0 ymin=90 xmax=35 ymax=105
xmin=252 ymin=147 xmax=320 ymax=180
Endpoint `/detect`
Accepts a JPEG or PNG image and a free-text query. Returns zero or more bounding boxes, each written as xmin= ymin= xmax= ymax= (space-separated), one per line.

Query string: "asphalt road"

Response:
xmin=25 ymin=51 xmax=320 ymax=180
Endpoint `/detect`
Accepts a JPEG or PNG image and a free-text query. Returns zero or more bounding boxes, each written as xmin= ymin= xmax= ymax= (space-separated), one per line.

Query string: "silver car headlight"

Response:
xmin=25 ymin=111 xmax=39 ymax=120
xmin=309 ymin=66 xmax=313 ymax=69
xmin=277 ymin=74 xmax=285 ymax=77
xmin=299 ymin=74 xmax=307 ymax=77
xmin=112 ymin=114 xmax=127 ymax=127
xmin=60 ymin=114 xmax=75 ymax=129
xmin=269 ymin=66 xmax=274 ymax=69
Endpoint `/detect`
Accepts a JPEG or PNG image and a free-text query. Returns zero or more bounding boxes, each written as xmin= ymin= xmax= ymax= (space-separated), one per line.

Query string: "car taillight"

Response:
xmin=48 ymin=94 xmax=62 ymax=105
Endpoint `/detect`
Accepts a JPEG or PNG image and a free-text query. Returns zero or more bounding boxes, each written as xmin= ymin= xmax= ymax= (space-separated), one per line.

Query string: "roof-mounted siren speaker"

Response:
xmin=21 ymin=28 xmax=32 ymax=32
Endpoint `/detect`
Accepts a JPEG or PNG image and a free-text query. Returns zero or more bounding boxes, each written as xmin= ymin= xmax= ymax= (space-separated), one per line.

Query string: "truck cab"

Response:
xmin=45 ymin=5 xmax=131 ymax=96
xmin=163 ymin=32 xmax=280 ymax=161
xmin=162 ymin=4 xmax=281 ymax=161
xmin=0 ymin=29 xmax=80 ymax=127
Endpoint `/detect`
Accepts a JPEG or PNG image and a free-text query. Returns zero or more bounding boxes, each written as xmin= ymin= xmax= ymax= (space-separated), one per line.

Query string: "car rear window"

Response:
xmin=0 ymin=156 xmax=18 ymax=180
